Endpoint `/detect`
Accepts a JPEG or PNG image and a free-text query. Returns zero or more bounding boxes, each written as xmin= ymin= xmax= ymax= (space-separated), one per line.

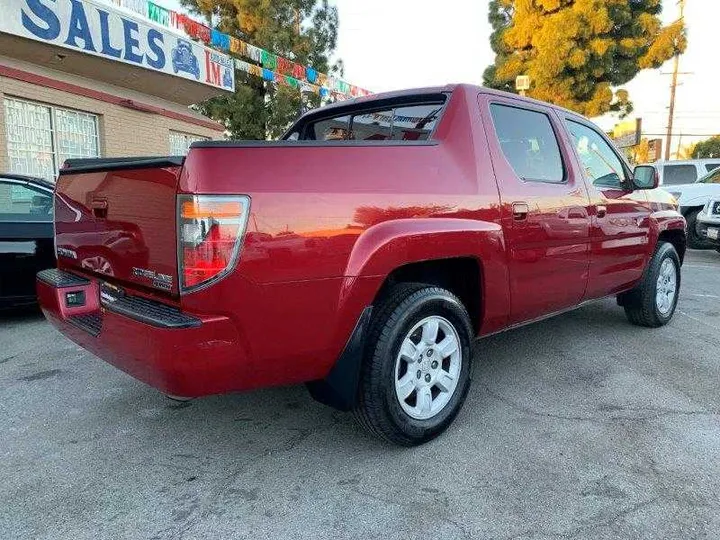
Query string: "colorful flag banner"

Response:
xmin=211 ymin=29 xmax=231 ymax=51
xmin=147 ymin=1 xmax=170 ymax=26
xmin=117 ymin=0 xmax=370 ymax=97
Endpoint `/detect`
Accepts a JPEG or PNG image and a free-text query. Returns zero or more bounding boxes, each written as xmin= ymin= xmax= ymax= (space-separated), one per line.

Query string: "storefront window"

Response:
xmin=169 ymin=131 xmax=209 ymax=155
xmin=3 ymin=97 xmax=99 ymax=181
xmin=55 ymin=108 xmax=100 ymax=166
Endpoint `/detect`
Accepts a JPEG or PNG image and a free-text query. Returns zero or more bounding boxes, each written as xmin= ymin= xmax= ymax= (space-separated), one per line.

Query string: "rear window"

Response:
xmin=663 ymin=164 xmax=697 ymax=185
xmin=304 ymin=99 xmax=445 ymax=142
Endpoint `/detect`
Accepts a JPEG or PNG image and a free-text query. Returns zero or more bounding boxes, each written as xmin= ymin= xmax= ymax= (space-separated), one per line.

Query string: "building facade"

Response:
xmin=0 ymin=0 xmax=234 ymax=181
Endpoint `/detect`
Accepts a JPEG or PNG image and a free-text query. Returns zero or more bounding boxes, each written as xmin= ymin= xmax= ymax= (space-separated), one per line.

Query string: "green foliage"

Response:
xmin=483 ymin=0 xmax=687 ymax=117
xmin=692 ymin=136 xmax=720 ymax=159
xmin=180 ymin=0 xmax=341 ymax=139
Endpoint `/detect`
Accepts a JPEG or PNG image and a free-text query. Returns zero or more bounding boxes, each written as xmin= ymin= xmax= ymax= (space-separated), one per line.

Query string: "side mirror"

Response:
xmin=632 ymin=165 xmax=659 ymax=190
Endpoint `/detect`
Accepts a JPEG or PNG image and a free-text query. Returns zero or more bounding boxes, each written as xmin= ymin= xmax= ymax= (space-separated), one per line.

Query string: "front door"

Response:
xmin=480 ymin=95 xmax=592 ymax=325
xmin=562 ymin=118 xmax=651 ymax=299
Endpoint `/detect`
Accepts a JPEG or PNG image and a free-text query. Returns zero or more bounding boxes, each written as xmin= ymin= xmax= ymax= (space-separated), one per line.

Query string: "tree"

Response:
xmin=691 ymin=136 xmax=720 ymax=159
xmin=180 ymin=0 xmax=341 ymax=139
xmin=676 ymin=141 xmax=697 ymax=160
xmin=483 ymin=0 xmax=687 ymax=118
xmin=630 ymin=138 xmax=650 ymax=165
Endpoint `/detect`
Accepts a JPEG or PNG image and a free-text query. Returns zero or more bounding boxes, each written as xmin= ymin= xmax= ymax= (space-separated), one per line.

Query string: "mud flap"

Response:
xmin=306 ymin=306 xmax=373 ymax=411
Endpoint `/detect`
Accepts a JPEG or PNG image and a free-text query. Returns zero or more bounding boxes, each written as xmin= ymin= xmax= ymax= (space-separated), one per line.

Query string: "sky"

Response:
xmin=159 ymin=0 xmax=720 ymax=155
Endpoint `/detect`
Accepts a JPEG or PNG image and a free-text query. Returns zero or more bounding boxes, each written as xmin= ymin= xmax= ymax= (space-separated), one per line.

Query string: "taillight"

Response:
xmin=177 ymin=194 xmax=250 ymax=292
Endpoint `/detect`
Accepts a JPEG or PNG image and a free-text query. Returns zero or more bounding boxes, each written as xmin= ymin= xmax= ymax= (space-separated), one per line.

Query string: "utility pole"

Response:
xmin=665 ymin=0 xmax=686 ymax=161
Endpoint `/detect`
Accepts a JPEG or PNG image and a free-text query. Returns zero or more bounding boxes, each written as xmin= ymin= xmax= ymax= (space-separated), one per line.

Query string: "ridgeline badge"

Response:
xmin=132 ymin=267 xmax=173 ymax=290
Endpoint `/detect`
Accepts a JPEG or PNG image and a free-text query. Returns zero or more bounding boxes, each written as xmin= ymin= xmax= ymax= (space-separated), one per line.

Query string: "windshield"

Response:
xmin=696 ymin=167 xmax=720 ymax=184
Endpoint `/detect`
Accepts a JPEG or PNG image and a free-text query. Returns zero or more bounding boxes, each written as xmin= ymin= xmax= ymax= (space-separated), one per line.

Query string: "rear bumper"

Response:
xmin=36 ymin=269 xmax=244 ymax=397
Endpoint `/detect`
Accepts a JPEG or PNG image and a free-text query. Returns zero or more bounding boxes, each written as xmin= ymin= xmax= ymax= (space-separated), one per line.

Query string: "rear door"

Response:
xmin=562 ymin=117 xmax=651 ymax=298
xmin=480 ymin=95 xmax=592 ymax=324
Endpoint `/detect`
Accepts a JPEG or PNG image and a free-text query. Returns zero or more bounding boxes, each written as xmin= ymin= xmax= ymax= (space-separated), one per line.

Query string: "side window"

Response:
xmin=0 ymin=181 xmax=53 ymax=222
xmin=663 ymin=165 xmax=697 ymax=185
xmin=489 ymin=104 xmax=564 ymax=183
xmin=697 ymin=168 xmax=720 ymax=184
xmin=566 ymin=120 xmax=626 ymax=188
xmin=705 ymin=163 xmax=720 ymax=172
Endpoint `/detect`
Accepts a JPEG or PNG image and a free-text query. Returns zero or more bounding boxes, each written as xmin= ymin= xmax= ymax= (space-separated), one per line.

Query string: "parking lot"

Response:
xmin=1 ymin=249 xmax=719 ymax=540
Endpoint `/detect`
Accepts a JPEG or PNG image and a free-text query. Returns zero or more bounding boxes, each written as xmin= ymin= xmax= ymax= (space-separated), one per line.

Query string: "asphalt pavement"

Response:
xmin=1 ymin=250 xmax=719 ymax=540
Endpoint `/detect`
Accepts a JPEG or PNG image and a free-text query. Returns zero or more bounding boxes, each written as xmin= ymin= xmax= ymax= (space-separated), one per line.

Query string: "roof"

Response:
xmin=1 ymin=173 xmax=54 ymax=191
xmin=315 ymin=84 xmax=457 ymax=115
xmin=300 ymin=83 xmax=585 ymax=121
xmin=653 ymin=159 xmax=720 ymax=165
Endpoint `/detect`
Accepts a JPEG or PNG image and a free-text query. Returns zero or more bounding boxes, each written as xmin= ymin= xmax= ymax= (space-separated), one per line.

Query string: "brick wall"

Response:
xmin=0 ymin=73 xmax=223 ymax=174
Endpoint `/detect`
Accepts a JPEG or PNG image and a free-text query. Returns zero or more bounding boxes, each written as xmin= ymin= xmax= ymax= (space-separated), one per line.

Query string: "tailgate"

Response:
xmin=54 ymin=157 xmax=183 ymax=296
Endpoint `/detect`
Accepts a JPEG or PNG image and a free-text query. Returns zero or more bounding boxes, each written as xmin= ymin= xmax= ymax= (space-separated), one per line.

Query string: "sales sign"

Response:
xmin=0 ymin=0 xmax=235 ymax=92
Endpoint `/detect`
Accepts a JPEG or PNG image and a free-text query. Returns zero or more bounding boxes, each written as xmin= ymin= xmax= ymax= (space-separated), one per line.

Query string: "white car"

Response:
xmin=653 ymin=159 xmax=720 ymax=186
xmin=662 ymin=166 xmax=720 ymax=249
xmin=697 ymin=197 xmax=720 ymax=253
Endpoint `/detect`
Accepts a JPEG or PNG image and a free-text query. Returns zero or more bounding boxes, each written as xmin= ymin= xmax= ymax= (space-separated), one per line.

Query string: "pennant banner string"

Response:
xmin=111 ymin=0 xmax=370 ymax=98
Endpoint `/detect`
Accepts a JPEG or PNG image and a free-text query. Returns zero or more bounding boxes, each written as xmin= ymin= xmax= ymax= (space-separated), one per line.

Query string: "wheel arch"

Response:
xmin=658 ymin=228 xmax=687 ymax=265
xmin=344 ymin=217 xmax=509 ymax=335
xmin=680 ymin=204 xmax=704 ymax=217
xmin=374 ymin=257 xmax=483 ymax=334
xmin=649 ymin=212 xmax=687 ymax=264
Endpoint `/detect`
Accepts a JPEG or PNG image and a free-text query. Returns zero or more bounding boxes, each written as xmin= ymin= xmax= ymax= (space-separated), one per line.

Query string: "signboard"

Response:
xmin=612 ymin=118 xmax=642 ymax=149
xmin=515 ymin=75 xmax=531 ymax=91
xmin=647 ymin=138 xmax=663 ymax=162
xmin=0 ymin=0 xmax=235 ymax=92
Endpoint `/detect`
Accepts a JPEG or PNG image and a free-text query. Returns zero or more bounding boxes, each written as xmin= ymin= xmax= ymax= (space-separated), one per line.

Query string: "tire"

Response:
xmin=622 ymin=242 xmax=681 ymax=328
xmin=353 ymin=284 xmax=474 ymax=446
xmin=686 ymin=209 xmax=712 ymax=249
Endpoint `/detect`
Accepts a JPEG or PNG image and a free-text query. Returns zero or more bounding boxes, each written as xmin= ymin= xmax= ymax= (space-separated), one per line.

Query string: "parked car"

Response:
xmin=0 ymin=174 xmax=55 ymax=308
xmin=651 ymin=159 xmax=720 ymax=187
xmin=37 ymin=85 xmax=686 ymax=445
xmin=663 ymin=166 xmax=720 ymax=248
xmin=696 ymin=197 xmax=720 ymax=252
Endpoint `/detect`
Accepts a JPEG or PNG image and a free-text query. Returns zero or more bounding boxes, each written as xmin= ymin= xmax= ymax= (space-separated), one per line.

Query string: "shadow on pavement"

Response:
xmin=0 ymin=305 xmax=44 ymax=325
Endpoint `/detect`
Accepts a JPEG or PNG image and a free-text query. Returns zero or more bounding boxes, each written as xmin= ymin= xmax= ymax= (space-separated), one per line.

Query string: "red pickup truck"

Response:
xmin=37 ymin=85 xmax=685 ymax=446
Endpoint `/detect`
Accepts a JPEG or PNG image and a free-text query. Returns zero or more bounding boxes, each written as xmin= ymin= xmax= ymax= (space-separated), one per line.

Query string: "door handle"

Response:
xmin=512 ymin=202 xmax=529 ymax=221
xmin=92 ymin=199 xmax=108 ymax=219
xmin=596 ymin=205 xmax=607 ymax=218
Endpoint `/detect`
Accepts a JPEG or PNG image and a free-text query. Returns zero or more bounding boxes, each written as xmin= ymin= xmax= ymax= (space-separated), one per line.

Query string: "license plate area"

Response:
xmin=100 ymin=281 xmax=126 ymax=305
